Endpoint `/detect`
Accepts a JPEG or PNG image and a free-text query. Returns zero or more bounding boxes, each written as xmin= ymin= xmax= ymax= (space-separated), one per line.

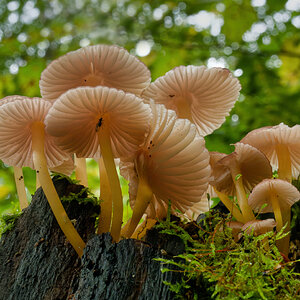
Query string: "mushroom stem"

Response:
xmin=270 ymin=189 xmax=283 ymax=231
xmin=74 ymin=155 xmax=88 ymax=186
xmin=124 ymin=176 xmax=153 ymax=238
xmin=97 ymin=156 xmax=112 ymax=234
xmin=275 ymin=144 xmax=292 ymax=182
xmin=132 ymin=218 xmax=157 ymax=239
xmin=229 ymin=165 xmax=255 ymax=222
xmin=213 ymin=188 xmax=244 ymax=223
xmin=36 ymin=172 xmax=41 ymax=190
xmin=31 ymin=122 xmax=85 ymax=257
xmin=13 ymin=166 xmax=28 ymax=210
xmin=278 ymin=209 xmax=291 ymax=256
xmin=97 ymin=124 xmax=123 ymax=242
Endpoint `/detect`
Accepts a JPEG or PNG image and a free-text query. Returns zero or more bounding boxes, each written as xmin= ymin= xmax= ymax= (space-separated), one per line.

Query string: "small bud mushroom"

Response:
xmin=248 ymin=179 xmax=300 ymax=256
xmin=142 ymin=65 xmax=241 ymax=136
xmin=241 ymin=123 xmax=300 ymax=182
xmin=211 ymin=143 xmax=273 ymax=223
xmin=120 ymin=102 xmax=211 ymax=238
xmin=0 ymin=98 xmax=85 ymax=256
xmin=45 ymin=86 xmax=152 ymax=242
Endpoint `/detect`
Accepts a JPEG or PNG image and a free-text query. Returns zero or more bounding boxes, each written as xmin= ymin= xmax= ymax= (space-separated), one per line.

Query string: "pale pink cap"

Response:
xmin=142 ymin=65 xmax=241 ymax=136
xmin=248 ymin=178 xmax=300 ymax=213
xmin=241 ymin=219 xmax=276 ymax=236
xmin=241 ymin=123 xmax=300 ymax=178
xmin=0 ymin=98 xmax=70 ymax=169
xmin=40 ymin=45 xmax=151 ymax=102
xmin=45 ymin=86 xmax=152 ymax=159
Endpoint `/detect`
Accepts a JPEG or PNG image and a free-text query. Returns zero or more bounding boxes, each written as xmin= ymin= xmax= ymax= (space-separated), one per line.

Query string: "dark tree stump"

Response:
xmin=0 ymin=178 xmax=182 ymax=300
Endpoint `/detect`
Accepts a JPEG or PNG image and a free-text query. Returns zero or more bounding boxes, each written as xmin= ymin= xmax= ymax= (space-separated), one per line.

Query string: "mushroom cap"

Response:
xmin=40 ymin=44 xmax=151 ymax=102
xmin=211 ymin=143 xmax=272 ymax=195
xmin=0 ymin=98 xmax=70 ymax=169
xmin=142 ymin=65 xmax=241 ymax=136
xmin=241 ymin=123 xmax=300 ymax=178
xmin=120 ymin=102 xmax=212 ymax=218
xmin=50 ymin=155 xmax=75 ymax=176
xmin=241 ymin=219 xmax=276 ymax=235
xmin=248 ymin=178 xmax=300 ymax=213
xmin=0 ymin=95 xmax=30 ymax=106
xmin=45 ymin=86 xmax=152 ymax=159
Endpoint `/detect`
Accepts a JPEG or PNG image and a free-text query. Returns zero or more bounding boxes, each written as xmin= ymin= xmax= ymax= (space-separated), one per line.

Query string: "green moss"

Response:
xmin=0 ymin=211 xmax=22 ymax=237
xmin=156 ymin=210 xmax=300 ymax=299
xmin=60 ymin=186 xmax=99 ymax=206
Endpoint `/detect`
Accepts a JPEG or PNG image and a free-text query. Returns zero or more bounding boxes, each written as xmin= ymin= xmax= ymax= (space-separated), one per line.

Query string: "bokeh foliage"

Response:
xmin=0 ymin=0 xmax=299 ymax=213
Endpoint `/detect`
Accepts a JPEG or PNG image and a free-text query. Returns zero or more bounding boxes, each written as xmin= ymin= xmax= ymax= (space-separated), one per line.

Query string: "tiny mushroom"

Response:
xmin=248 ymin=178 xmax=300 ymax=256
xmin=45 ymin=86 xmax=152 ymax=242
xmin=211 ymin=143 xmax=273 ymax=223
xmin=241 ymin=123 xmax=300 ymax=182
xmin=0 ymin=98 xmax=85 ymax=256
xmin=120 ymin=102 xmax=212 ymax=238
xmin=142 ymin=65 xmax=241 ymax=136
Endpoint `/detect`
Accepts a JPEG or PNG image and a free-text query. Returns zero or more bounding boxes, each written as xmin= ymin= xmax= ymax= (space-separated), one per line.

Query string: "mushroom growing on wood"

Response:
xmin=248 ymin=179 xmax=300 ymax=256
xmin=120 ymin=102 xmax=211 ymax=238
xmin=45 ymin=86 xmax=152 ymax=242
xmin=241 ymin=123 xmax=300 ymax=182
xmin=0 ymin=98 xmax=85 ymax=256
xmin=142 ymin=65 xmax=241 ymax=136
xmin=211 ymin=143 xmax=273 ymax=223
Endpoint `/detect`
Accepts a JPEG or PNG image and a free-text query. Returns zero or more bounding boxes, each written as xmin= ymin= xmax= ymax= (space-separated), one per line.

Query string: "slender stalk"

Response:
xmin=13 ymin=166 xmax=28 ymax=210
xmin=213 ymin=188 xmax=244 ymax=223
xmin=97 ymin=124 xmax=123 ymax=242
xmin=279 ymin=209 xmax=291 ymax=256
xmin=97 ymin=157 xmax=112 ymax=234
xmin=31 ymin=122 xmax=85 ymax=257
xmin=270 ymin=189 xmax=283 ymax=231
xmin=36 ymin=172 xmax=41 ymax=190
xmin=275 ymin=144 xmax=292 ymax=182
xmin=124 ymin=176 xmax=153 ymax=238
xmin=74 ymin=155 xmax=88 ymax=186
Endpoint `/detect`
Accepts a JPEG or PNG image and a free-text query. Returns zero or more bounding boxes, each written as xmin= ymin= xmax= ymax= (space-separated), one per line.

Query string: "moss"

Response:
xmin=0 ymin=211 xmax=22 ymax=237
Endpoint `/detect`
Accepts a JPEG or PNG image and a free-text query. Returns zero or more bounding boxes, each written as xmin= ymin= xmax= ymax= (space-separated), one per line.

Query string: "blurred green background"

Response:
xmin=0 ymin=0 xmax=299 ymax=215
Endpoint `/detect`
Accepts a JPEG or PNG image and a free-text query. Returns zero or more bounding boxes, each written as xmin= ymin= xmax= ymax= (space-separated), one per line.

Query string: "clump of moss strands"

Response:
xmin=155 ymin=209 xmax=300 ymax=299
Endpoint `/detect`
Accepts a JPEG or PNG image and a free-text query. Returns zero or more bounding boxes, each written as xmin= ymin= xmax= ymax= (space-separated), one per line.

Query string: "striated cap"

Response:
xmin=142 ymin=65 xmax=241 ymax=136
xmin=241 ymin=219 xmax=276 ymax=236
xmin=248 ymin=178 xmax=300 ymax=213
xmin=120 ymin=102 xmax=212 ymax=218
xmin=211 ymin=143 xmax=272 ymax=195
xmin=0 ymin=98 xmax=70 ymax=169
xmin=45 ymin=86 xmax=152 ymax=159
xmin=40 ymin=44 xmax=151 ymax=102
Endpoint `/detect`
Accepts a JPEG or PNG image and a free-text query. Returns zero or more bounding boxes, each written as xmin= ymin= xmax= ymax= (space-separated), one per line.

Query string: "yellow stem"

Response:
xmin=125 ymin=176 xmax=153 ymax=238
xmin=275 ymin=144 xmax=292 ymax=182
xmin=132 ymin=218 xmax=157 ymax=239
xmin=97 ymin=157 xmax=112 ymax=234
xmin=13 ymin=166 xmax=28 ymax=210
xmin=74 ymin=155 xmax=88 ymax=186
xmin=97 ymin=124 xmax=123 ymax=242
xmin=276 ymin=207 xmax=291 ymax=256
xmin=270 ymin=189 xmax=283 ymax=231
xmin=36 ymin=172 xmax=41 ymax=190
xmin=31 ymin=122 xmax=85 ymax=257
xmin=213 ymin=188 xmax=244 ymax=223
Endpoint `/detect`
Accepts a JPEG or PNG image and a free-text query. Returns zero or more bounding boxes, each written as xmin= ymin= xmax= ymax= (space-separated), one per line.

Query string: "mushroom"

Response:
xmin=120 ymin=102 xmax=212 ymax=238
xmin=45 ymin=86 xmax=152 ymax=242
xmin=142 ymin=65 xmax=241 ymax=136
xmin=0 ymin=98 xmax=85 ymax=256
xmin=248 ymin=179 xmax=300 ymax=256
xmin=241 ymin=123 xmax=300 ymax=182
xmin=211 ymin=143 xmax=273 ymax=222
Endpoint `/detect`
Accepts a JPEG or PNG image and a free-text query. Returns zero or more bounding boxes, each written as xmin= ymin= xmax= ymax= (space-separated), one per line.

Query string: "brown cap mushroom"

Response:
xmin=142 ymin=65 xmax=241 ymax=136
xmin=45 ymin=86 xmax=152 ymax=241
xmin=40 ymin=44 xmax=151 ymax=102
xmin=0 ymin=98 xmax=85 ymax=256
xmin=248 ymin=178 xmax=300 ymax=255
xmin=241 ymin=123 xmax=300 ymax=182
xmin=211 ymin=143 xmax=273 ymax=222
xmin=241 ymin=219 xmax=276 ymax=236
xmin=120 ymin=102 xmax=212 ymax=238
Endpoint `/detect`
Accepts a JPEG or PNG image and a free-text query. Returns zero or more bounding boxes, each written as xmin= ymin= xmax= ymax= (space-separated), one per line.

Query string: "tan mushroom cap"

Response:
xmin=120 ymin=102 xmax=212 ymax=217
xmin=142 ymin=65 xmax=241 ymax=136
xmin=50 ymin=156 xmax=74 ymax=176
xmin=0 ymin=95 xmax=29 ymax=106
xmin=211 ymin=143 xmax=272 ymax=195
xmin=242 ymin=219 xmax=276 ymax=235
xmin=0 ymin=98 xmax=70 ymax=169
xmin=45 ymin=86 xmax=152 ymax=159
xmin=241 ymin=123 xmax=300 ymax=179
xmin=248 ymin=179 xmax=300 ymax=213
xmin=40 ymin=44 xmax=151 ymax=102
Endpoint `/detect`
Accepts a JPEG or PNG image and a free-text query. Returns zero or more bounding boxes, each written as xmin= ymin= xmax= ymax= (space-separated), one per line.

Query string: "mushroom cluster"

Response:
xmin=0 ymin=44 xmax=299 ymax=258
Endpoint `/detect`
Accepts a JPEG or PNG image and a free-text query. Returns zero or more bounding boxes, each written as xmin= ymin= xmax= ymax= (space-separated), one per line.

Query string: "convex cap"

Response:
xmin=40 ymin=45 xmax=151 ymax=102
xmin=142 ymin=65 xmax=241 ymax=136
